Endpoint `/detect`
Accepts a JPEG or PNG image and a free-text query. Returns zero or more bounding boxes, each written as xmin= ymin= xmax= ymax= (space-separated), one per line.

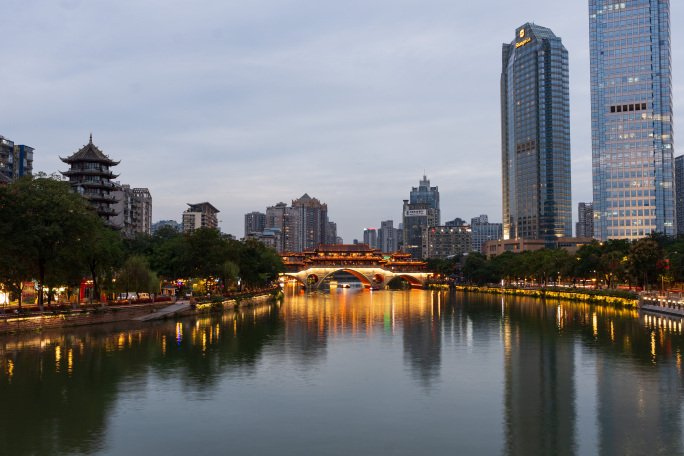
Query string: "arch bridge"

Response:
xmin=279 ymin=244 xmax=431 ymax=290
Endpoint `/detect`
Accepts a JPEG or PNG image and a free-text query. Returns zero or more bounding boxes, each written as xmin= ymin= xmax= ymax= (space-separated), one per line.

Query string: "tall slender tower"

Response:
xmin=409 ymin=175 xmax=440 ymax=225
xmin=590 ymin=0 xmax=675 ymax=240
xmin=501 ymin=24 xmax=572 ymax=245
xmin=60 ymin=135 xmax=120 ymax=226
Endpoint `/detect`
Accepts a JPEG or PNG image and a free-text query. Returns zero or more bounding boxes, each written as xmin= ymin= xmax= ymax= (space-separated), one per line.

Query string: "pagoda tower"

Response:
xmin=60 ymin=134 xmax=120 ymax=225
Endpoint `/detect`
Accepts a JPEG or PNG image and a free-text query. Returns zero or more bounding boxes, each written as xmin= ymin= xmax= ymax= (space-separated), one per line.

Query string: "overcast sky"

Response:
xmin=3 ymin=0 xmax=683 ymax=242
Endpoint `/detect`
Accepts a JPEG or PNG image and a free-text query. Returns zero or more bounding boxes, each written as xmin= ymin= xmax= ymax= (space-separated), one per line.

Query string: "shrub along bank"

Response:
xmin=453 ymin=286 xmax=639 ymax=308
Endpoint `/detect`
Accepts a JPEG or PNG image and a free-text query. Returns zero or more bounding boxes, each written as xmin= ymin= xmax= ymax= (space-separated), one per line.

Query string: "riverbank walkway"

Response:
xmin=133 ymin=300 xmax=191 ymax=321
xmin=639 ymin=292 xmax=684 ymax=317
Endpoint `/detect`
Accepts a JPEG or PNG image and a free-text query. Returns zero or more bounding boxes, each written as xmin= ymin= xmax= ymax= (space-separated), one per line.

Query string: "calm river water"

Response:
xmin=1 ymin=287 xmax=683 ymax=455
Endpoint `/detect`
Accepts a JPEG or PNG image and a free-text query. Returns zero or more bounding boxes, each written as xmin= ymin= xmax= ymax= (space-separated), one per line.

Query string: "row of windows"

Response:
xmin=608 ymin=229 xmax=653 ymax=237
xmin=606 ymin=122 xmax=653 ymax=132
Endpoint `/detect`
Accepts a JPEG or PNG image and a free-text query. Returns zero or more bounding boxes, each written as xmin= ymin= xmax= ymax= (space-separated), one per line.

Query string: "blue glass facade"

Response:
xmin=590 ymin=0 xmax=675 ymax=240
xmin=409 ymin=175 xmax=440 ymax=225
xmin=501 ymin=24 xmax=572 ymax=244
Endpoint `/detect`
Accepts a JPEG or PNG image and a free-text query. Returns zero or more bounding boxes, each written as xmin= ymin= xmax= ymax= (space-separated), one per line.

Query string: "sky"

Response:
xmin=3 ymin=0 xmax=683 ymax=243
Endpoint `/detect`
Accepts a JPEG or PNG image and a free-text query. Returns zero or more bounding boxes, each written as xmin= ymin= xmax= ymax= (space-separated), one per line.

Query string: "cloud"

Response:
xmin=2 ymin=0 xmax=681 ymax=242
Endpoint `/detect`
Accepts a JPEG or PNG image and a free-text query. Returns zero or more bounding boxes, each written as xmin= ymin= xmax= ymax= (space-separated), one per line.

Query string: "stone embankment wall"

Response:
xmin=0 ymin=293 xmax=280 ymax=335
xmin=0 ymin=302 xmax=173 ymax=335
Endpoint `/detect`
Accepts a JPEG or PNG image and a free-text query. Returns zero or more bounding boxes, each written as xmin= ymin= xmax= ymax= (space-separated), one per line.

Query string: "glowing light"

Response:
xmin=516 ymin=37 xmax=531 ymax=48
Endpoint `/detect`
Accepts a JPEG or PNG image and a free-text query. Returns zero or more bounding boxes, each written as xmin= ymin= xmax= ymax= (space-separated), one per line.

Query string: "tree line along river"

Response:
xmin=1 ymin=287 xmax=682 ymax=455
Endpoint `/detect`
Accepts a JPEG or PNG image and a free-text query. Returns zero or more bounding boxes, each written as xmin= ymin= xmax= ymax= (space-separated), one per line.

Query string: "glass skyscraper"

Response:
xmin=590 ymin=0 xmax=674 ymax=240
xmin=409 ymin=175 xmax=440 ymax=225
xmin=501 ymin=24 xmax=572 ymax=243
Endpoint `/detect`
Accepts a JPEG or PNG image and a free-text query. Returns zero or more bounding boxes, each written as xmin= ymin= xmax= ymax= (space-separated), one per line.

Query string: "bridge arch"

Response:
xmin=319 ymin=269 xmax=373 ymax=288
xmin=280 ymin=274 xmax=307 ymax=287
xmin=395 ymin=274 xmax=425 ymax=289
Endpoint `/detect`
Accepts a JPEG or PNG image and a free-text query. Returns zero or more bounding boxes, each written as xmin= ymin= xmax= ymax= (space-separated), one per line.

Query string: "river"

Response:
xmin=1 ymin=286 xmax=683 ymax=455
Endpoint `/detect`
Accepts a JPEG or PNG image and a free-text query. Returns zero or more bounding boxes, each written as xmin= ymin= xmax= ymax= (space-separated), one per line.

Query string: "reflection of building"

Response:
xmin=501 ymin=24 xmax=572 ymax=244
xmin=503 ymin=304 xmax=575 ymax=456
xmin=403 ymin=292 xmax=441 ymax=387
xmin=591 ymin=0 xmax=675 ymax=240
xmin=596 ymin=352 xmax=682 ymax=455
xmin=425 ymin=226 xmax=472 ymax=259
xmin=60 ymin=135 xmax=120 ymax=226
xmin=182 ymin=202 xmax=219 ymax=232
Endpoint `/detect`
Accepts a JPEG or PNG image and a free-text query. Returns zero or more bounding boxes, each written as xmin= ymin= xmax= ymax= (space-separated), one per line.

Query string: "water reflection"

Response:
xmin=0 ymin=305 xmax=282 ymax=456
xmin=0 ymin=289 xmax=683 ymax=455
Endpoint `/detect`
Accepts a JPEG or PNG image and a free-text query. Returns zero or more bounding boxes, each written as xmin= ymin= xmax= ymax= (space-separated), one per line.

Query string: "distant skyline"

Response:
xmin=3 ymin=0 xmax=683 ymax=243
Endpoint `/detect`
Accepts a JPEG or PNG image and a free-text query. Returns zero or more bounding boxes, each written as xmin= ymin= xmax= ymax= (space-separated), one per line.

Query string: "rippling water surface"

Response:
xmin=1 ymin=287 xmax=683 ymax=455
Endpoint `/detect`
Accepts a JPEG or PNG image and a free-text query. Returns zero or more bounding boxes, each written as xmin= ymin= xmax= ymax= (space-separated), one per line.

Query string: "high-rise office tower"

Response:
xmin=576 ymin=202 xmax=595 ymax=238
xmin=409 ymin=175 xmax=440 ymax=225
xmin=676 ymin=156 xmax=684 ymax=234
xmin=501 ymin=24 xmax=572 ymax=245
xmin=378 ymin=220 xmax=399 ymax=253
xmin=363 ymin=228 xmax=378 ymax=249
xmin=326 ymin=221 xmax=338 ymax=245
xmin=590 ymin=0 xmax=675 ymax=239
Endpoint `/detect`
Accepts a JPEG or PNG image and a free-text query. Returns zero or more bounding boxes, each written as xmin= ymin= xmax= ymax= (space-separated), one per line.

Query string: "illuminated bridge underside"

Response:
xmin=281 ymin=267 xmax=430 ymax=290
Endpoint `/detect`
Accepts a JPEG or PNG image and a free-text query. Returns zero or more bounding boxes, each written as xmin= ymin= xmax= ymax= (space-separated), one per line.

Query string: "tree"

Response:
xmin=0 ymin=174 xmax=101 ymax=310
xmin=218 ymin=260 xmax=239 ymax=291
xmin=180 ymin=228 xmax=229 ymax=282
xmin=425 ymin=258 xmax=455 ymax=277
xmin=116 ymin=256 xmax=158 ymax=296
xmin=78 ymin=224 xmax=124 ymax=304
xmin=462 ymin=252 xmax=490 ymax=285
xmin=237 ymin=238 xmax=284 ymax=287
xmin=626 ymin=239 xmax=664 ymax=290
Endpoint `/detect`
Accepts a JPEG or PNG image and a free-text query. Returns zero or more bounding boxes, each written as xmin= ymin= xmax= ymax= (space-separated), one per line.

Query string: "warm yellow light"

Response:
xmin=516 ymin=37 xmax=531 ymax=48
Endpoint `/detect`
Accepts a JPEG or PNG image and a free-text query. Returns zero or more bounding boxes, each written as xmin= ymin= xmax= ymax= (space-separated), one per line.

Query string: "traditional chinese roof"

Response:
xmin=317 ymin=244 xmax=376 ymax=253
xmin=60 ymin=134 xmax=120 ymax=166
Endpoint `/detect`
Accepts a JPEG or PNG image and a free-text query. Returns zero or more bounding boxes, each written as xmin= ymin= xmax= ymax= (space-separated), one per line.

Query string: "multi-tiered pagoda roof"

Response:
xmin=60 ymin=135 xmax=120 ymax=221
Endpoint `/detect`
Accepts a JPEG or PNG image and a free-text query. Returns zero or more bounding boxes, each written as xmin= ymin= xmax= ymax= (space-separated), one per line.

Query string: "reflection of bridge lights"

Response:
xmin=176 ymin=323 xmax=182 ymax=344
